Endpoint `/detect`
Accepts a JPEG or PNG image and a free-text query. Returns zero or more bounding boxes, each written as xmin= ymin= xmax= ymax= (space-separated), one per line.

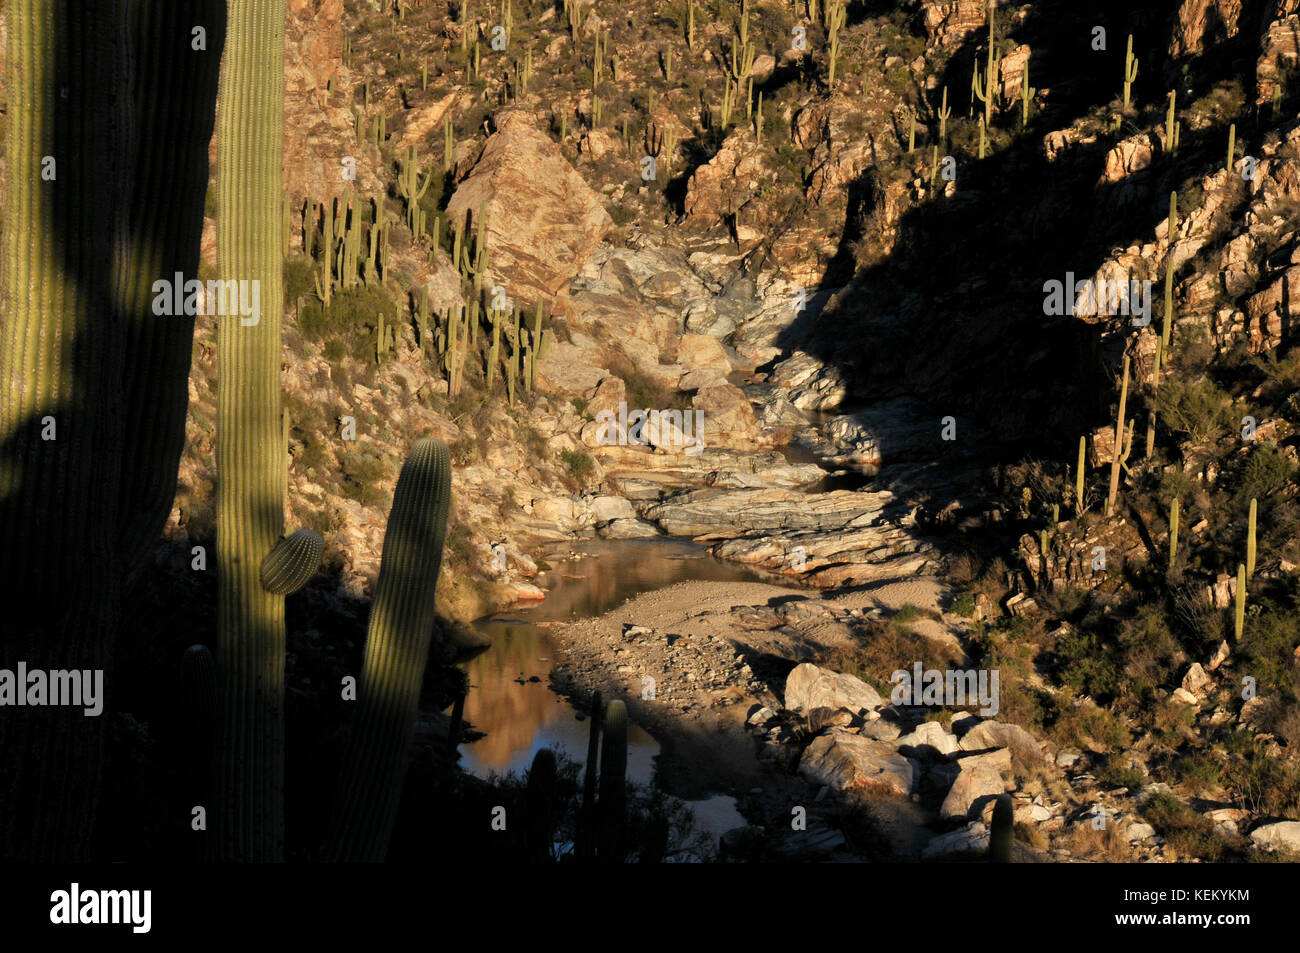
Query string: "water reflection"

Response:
xmin=456 ymin=538 xmax=764 ymax=841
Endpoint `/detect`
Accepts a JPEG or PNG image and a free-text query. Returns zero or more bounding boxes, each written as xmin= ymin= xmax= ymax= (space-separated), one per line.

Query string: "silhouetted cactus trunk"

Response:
xmin=577 ymin=689 xmax=602 ymax=861
xmin=325 ymin=439 xmax=453 ymax=861
xmin=214 ymin=0 xmax=288 ymax=862
xmin=118 ymin=0 xmax=226 ymax=577
xmin=0 ymin=0 xmax=220 ymax=861
xmin=597 ymin=699 xmax=628 ymax=863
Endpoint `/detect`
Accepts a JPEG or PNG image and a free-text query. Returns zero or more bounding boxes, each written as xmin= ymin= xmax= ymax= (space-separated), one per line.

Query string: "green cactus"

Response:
xmin=1075 ymin=436 xmax=1086 ymax=514
xmin=907 ymin=107 xmax=916 ymax=154
xmin=1226 ymin=123 xmax=1236 ymax=174
xmin=936 ymin=85 xmax=951 ymax=146
xmin=214 ymin=0 xmax=290 ymax=862
xmin=597 ymin=699 xmax=629 ymax=863
xmin=1169 ymin=497 xmax=1180 ymax=565
xmin=259 ymin=529 xmax=325 ymax=595
xmin=1122 ymin=34 xmax=1138 ymax=111
xmin=978 ymin=115 xmax=987 ymax=159
xmin=1020 ymin=64 xmax=1036 ymax=128
xmin=989 ymin=793 xmax=1014 ymax=862
xmin=398 ymin=146 xmax=434 ymax=240
xmin=1234 ymin=563 xmax=1246 ymax=642
xmin=970 ymin=4 xmax=999 ymax=127
xmin=1247 ymin=497 xmax=1257 ymax=579
xmin=326 ymin=439 xmax=453 ymax=861
xmin=444 ymin=114 xmax=456 ymax=172
xmin=826 ymin=0 xmax=845 ymax=86
xmin=1162 ymin=262 xmax=1176 ymax=350
xmin=1106 ymin=354 xmax=1130 ymax=517
xmin=1165 ymin=90 xmax=1177 ymax=154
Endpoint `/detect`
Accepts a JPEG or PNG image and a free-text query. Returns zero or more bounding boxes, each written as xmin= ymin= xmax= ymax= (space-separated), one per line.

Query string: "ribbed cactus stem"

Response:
xmin=1106 ymin=355 xmax=1130 ymax=517
xmin=597 ymin=699 xmax=628 ymax=863
xmin=326 ymin=439 xmax=453 ymax=861
xmin=259 ymin=528 xmax=324 ymax=595
xmin=1169 ymin=497 xmax=1179 ymax=564
xmin=215 ymin=0 xmax=288 ymax=863
xmin=1075 ymin=436 xmax=1086 ymax=514
xmin=1234 ymin=563 xmax=1246 ymax=642
xmin=1247 ymin=498 xmax=1257 ymax=579
xmin=1122 ymin=34 xmax=1138 ymax=111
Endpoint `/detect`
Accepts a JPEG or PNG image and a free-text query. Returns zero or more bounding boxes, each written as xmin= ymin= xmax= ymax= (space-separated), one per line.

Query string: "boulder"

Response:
xmin=446 ymin=108 xmax=612 ymax=308
xmin=895 ymin=720 xmax=959 ymax=756
xmin=958 ymin=720 xmax=1046 ymax=766
xmin=678 ymin=333 xmax=732 ymax=371
xmin=692 ymin=381 xmax=760 ymax=451
xmin=1250 ymin=821 xmax=1300 ymax=853
xmin=798 ymin=730 xmax=916 ymax=799
xmin=939 ymin=760 xmax=1007 ymax=820
xmin=784 ymin=662 xmax=883 ymax=715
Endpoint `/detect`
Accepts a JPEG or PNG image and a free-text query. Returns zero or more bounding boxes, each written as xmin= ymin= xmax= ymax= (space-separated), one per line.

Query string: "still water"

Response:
xmin=457 ymin=537 xmax=767 ymax=846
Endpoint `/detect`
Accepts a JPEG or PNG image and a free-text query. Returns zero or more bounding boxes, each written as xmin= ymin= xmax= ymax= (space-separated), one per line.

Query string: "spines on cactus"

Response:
xmin=258 ymin=528 xmax=324 ymax=595
xmin=325 ymin=439 xmax=453 ymax=861
xmin=214 ymin=0 xmax=290 ymax=863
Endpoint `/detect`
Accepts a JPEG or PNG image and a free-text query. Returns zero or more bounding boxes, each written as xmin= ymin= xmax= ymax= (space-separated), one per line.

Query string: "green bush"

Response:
xmin=1155 ymin=377 xmax=1234 ymax=444
xmin=1235 ymin=443 xmax=1294 ymax=504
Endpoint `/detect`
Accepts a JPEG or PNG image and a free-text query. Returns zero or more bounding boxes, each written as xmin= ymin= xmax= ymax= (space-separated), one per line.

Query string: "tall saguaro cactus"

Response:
xmin=326 ymin=439 xmax=453 ymax=861
xmin=0 ymin=5 xmax=130 ymax=860
xmin=0 ymin=0 xmax=223 ymax=861
xmin=214 ymin=0 xmax=289 ymax=862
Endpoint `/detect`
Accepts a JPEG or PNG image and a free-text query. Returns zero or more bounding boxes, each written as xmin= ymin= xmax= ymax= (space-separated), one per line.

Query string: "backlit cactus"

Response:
xmin=326 ymin=439 xmax=453 ymax=861
xmin=578 ymin=690 xmax=603 ymax=862
xmin=258 ymin=529 xmax=324 ymax=595
xmin=214 ymin=0 xmax=290 ymax=862
xmin=525 ymin=748 xmax=559 ymax=863
xmin=1247 ymin=498 xmax=1257 ymax=578
xmin=1122 ymin=34 xmax=1138 ymax=111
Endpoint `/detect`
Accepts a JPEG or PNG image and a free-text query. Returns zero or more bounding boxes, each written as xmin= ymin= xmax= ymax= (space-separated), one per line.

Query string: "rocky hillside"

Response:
xmin=136 ymin=0 xmax=1300 ymax=861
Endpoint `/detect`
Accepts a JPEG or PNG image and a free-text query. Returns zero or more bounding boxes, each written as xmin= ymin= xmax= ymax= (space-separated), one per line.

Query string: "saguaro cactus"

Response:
xmin=1169 ymin=497 xmax=1180 ymax=565
xmin=989 ymin=793 xmax=1014 ymax=862
xmin=1106 ymin=354 xmax=1130 ymax=517
xmin=0 ymin=0 xmax=224 ymax=861
xmin=326 ymin=439 xmax=454 ymax=861
xmin=578 ymin=690 xmax=603 ymax=862
xmin=1234 ymin=563 xmax=1247 ymax=642
xmin=1075 ymin=436 xmax=1086 ymax=514
xmin=597 ymin=699 xmax=629 ymax=864
xmin=214 ymin=0 xmax=289 ymax=863
xmin=1122 ymin=34 xmax=1138 ymax=111
xmin=1247 ymin=498 xmax=1257 ymax=579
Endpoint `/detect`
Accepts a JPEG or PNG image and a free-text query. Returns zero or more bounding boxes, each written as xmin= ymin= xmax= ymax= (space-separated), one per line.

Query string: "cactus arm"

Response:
xmin=326 ymin=439 xmax=453 ymax=861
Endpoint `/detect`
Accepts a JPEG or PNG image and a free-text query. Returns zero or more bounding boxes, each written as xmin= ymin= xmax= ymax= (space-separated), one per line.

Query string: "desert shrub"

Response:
xmin=1143 ymin=791 xmax=1228 ymax=861
xmin=1155 ymin=377 xmax=1234 ymax=444
xmin=1238 ymin=597 xmax=1300 ymax=696
xmin=1235 ymin=443 xmax=1295 ymax=505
